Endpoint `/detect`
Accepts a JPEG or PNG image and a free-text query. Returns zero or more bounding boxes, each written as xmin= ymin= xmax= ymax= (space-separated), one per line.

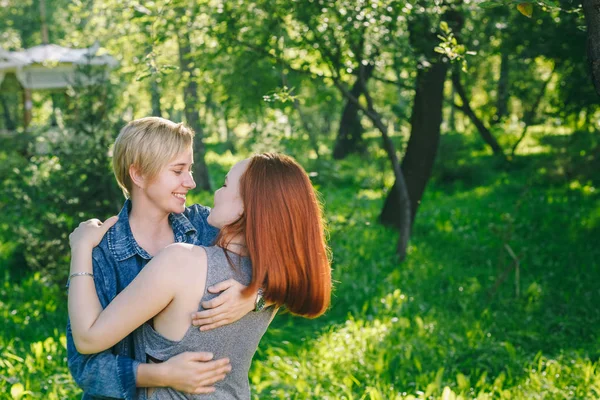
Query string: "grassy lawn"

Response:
xmin=1 ymin=130 xmax=599 ymax=399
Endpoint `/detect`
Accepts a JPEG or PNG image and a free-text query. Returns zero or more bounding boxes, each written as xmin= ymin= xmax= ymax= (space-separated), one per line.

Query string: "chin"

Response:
xmin=207 ymin=214 xmax=221 ymax=228
xmin=167 ymin=203 xmax=186 ymax=214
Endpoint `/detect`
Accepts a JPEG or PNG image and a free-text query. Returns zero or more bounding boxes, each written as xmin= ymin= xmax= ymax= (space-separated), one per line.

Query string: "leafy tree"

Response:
xmin=208 ymin=0 xmax=420 ymax=257
xmin=380 ymin=0 xmax=465 ymax=233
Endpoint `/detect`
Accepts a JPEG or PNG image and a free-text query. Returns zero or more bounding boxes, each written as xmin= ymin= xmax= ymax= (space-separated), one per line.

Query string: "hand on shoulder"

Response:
xmin=69 ymin=216 xmax=118 ymax=252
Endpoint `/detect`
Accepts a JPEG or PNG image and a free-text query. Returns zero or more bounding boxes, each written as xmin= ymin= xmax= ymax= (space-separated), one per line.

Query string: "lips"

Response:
xmin=173 ymin=193 xmax=186 ymax=203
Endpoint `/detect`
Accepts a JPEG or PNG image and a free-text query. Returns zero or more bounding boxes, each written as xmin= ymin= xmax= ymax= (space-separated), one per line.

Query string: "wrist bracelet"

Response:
xmin=65 ymin=272 xmax=94 ymax=288
xmin=253 ymin=288 xmax=266 ymax=312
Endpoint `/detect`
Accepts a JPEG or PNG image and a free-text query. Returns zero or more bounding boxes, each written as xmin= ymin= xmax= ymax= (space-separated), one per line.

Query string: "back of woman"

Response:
xmin=144 ymin=246 xmax=274 ymax=400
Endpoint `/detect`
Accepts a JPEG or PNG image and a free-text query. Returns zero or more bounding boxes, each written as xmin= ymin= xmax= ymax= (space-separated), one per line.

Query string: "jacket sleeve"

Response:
xmin=66 ymin=248 xmax=140 ymax=399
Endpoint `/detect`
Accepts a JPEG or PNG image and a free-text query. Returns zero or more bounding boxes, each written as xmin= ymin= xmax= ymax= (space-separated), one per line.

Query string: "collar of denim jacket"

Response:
xmin=108 ymin=199 xmax=198 ymax=262
xmin=168 ymin=208 xmax=197 ymax=243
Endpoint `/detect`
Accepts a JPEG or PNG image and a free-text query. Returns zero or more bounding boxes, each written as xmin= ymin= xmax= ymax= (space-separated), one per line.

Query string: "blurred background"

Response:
xmin=1 ymin=0 xmax=599 ymax=398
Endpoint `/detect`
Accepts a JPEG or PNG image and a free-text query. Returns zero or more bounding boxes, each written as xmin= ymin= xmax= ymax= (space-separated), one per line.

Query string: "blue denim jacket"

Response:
xmin=67 ymin=200 xmax=219 ymax=399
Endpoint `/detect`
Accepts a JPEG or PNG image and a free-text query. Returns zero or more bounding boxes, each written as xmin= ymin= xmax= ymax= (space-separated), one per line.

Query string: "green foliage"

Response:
xmin=246 ymin=129 xmax=600 ymax=398
xmin=479 ymin=0 xmax=575 ymax=14
xmin=0 ymin=272 xmax=77 ymax=398
xmin=2 ymin=130 xmax=600 ymax=398
xmin=435 ymin=21 xmax=477 ymax=71
xmin=0 ymin=126 xmax=121 ymax=283
xmin=0 ymin=70 xmax=123 ymax=283
xmin=1 ymin=0 xmax=600 ymax=398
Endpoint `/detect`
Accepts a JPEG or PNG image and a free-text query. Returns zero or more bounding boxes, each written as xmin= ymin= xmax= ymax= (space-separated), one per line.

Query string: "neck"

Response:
xmin=224 ymin=235 xmax=248 ymax=256
xmin=128 ymin=197 xmax=173 ymax=250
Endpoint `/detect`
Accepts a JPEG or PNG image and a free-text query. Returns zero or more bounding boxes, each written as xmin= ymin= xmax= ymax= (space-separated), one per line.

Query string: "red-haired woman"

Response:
xmin=68 ymin=153 xmax=331 ymax=399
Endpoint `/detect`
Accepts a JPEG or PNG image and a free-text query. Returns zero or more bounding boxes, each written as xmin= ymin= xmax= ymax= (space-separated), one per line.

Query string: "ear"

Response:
xmin=129 ymin=165 xmax=146 ymax=189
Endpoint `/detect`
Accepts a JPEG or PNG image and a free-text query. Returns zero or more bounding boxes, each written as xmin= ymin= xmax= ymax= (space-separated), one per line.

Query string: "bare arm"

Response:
xmin=137 ymin=352 xmax=229 ymax=395
xmin=192 ymin=281 xmax=276 ymax=331
xmin=69 ymin=242 xmax=203 ymax=354
xmin=68 ymin=217 xmax=231 ymax=394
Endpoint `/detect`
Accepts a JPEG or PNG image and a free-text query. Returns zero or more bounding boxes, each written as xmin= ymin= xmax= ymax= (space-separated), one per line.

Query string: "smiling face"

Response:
xmin=207 ymin=159 xmax=250 ymax=228
xmin=141 ymin=147 xmax=196 ymax=214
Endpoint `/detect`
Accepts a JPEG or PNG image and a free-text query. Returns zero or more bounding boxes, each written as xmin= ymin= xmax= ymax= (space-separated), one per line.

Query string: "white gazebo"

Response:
xmin=0 ymin=42 xmax=117 ymax=128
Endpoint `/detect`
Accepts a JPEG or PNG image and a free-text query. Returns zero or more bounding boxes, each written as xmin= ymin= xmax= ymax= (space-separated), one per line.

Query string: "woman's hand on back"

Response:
xmin=191 ymin=279 xmax=256 ymax=331
xmin=69 ymin=216 xmax=118 ymax=252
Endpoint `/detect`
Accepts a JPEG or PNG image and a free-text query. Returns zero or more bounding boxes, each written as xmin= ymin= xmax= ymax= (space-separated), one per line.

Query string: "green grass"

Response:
xmin=1 ymin=129 xmax=599 ymax=399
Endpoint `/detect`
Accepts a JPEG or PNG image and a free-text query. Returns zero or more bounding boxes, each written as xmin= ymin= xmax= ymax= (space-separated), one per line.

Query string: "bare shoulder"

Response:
xmin=159 ymin=242 xmax=202 ymax=256
xmin=155 ymin=243 xmax=208 ymax=273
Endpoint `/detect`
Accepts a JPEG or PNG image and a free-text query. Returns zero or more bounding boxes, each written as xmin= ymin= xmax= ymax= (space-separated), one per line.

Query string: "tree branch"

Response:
xmin=357 ymin=65 xmax=411 ymax=259
xmin=372 ymin=74 xmax=415 ymax=90
xmin=511 ymin=63 xmax=556 ymax=156
xmin=234 ymin=38 xmax=334 ymax=81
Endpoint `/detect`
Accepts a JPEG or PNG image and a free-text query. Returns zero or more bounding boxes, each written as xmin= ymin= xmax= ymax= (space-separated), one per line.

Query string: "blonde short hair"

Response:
xmin=112 ymin=117 xmax=194 ymax=197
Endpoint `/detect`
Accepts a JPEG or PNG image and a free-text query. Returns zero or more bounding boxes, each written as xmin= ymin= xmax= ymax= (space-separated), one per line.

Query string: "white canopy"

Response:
xmin=0 ymin=43 xmax=117 ymax=90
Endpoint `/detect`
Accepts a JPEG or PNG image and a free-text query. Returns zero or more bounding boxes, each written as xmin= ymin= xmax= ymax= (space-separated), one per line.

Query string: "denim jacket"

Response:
xmin=67 ymin=200 xmax=219 ymax=399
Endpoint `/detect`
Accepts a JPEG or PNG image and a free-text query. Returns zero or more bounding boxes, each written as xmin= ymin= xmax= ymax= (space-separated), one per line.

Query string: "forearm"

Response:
xmin=136 ymin=363 xmax=169 ymax=388
xmin=69 ymin=246 xmax=180 ymax=354
xmin=68 ymin=247 xmax=105 ymax=352
xmin=193 ymin=282 xmax=272 ymax=330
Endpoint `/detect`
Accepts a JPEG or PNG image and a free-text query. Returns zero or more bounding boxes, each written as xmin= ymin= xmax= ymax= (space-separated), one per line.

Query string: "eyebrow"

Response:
xmin=170 ymin=162 xmax=193 ymax=167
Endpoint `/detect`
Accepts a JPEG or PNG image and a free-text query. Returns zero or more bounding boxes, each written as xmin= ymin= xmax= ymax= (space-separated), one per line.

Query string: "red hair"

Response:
xmin=216 ymin=153 xmax=331 ymax=318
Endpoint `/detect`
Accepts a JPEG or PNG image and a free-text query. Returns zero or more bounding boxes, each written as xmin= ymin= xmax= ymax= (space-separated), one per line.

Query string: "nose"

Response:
xmin=183 ymin=171 xmax=196 ymax=189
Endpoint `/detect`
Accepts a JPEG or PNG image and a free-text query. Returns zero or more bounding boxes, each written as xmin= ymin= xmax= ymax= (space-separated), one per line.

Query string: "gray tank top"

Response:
xmin=142 ymin=245 xmax=274 ymax=400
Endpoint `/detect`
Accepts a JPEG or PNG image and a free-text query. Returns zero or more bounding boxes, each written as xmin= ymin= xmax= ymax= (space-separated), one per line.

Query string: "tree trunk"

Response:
xmin=23 ymin=88 xmax=32 ymax=128
xmin=380 ymin=62 xmax=449 ymax=226
xmin=381 ymin=2 xmax=464 ymax=227
xmin=333 ymin=62 xmax=412 ymax=259
xmin=222 ymin=104 xmax=236 ymax=153
xmin=332 ymin=64 xmax=374 ymax=159
xmin=39 ymin=0 xmax=49 ymax=44
xmin=0 ymin=95 xmax=16 ymax=130
xmin=452 ymin=71 xmax=505 ymax=157
xmin=494 ymin=52 xmax=510 ymax=123
xmin=376 ymin=119 xmax=411 ymax=260
xmin=448 ymin=84 xmax=456 ymax=132
xmin=150 ymin=79 xmax=162 ymax=117
xmin=50 ymin=93 xmax=61 ymax=127
xmin=583 ymin=0 xmax=600 ymax=96
xmin=177 ymin=28 xmax=211 ymax=191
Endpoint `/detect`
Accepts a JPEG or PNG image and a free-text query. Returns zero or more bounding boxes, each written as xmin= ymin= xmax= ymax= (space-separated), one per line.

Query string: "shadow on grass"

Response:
xmin=250 ymin=130 xmax=600 ymax=397
xmin=2 ymin=129 xmax=599 ymax=398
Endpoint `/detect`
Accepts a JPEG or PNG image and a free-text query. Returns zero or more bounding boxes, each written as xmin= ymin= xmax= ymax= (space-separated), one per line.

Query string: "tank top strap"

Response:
xmin=200 ymin=245 xmax=246 ymax=289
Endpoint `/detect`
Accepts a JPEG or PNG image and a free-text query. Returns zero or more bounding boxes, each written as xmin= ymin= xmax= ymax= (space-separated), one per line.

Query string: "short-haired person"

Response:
xmin=67 ymin=117 xmax=259 ymax=399
xmin=68 ymin=153 xmax=332 ymax=399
